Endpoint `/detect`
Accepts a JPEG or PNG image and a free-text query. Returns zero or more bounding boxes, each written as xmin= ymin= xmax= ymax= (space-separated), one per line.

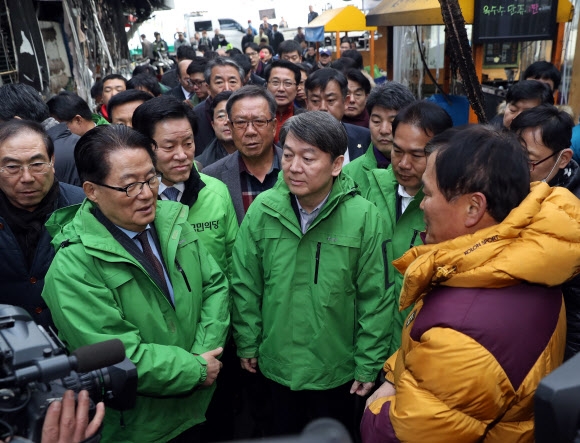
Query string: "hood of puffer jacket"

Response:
xmin=393 ymin=182 xmax=580 ymax=310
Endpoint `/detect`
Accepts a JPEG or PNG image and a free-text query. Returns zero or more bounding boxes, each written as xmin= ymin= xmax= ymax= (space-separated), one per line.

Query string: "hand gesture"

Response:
xmin=365 ymin=381 xmax=396 ymax=408
xmin=200 ymin=347 xmax=224 ymax=386
xmin=240 ymin=357 xmax=258 ymax=373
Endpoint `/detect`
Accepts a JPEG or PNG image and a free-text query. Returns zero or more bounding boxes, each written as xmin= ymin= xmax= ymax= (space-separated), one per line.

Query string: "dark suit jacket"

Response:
xmin=193 ymin=98 xmax=215 ymax=156
xmin=45 ymin=121 xmax=81 ymax=186
xmin=249 ymin=72 xmax=266 ymax=86
xmin=202 ymin=146 xmax=283 ymax=225
xmin=160 ymin=68 xmax=179 ymax=88
xmin=167 ymin=86 xmax=187 ymax=101
xmin=343 ymin=122 xmax=370 ymax=162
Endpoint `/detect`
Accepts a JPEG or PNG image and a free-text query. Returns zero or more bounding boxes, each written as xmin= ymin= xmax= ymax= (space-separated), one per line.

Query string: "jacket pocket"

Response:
xmin=308 ymin=233 xmax=360 ymax=297
xmin=383 ymin=239 xmax=393 ymax=290
xmin=102 ymin=267 xmax=133 ymax=290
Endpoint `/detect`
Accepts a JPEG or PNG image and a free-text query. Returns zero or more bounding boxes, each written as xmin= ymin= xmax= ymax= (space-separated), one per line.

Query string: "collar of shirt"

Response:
xmin=343 ymin=148 xmax=351 ymax=166
xmin=238 ymin=146 xmax=281 ymax=176
xmin=397 ymin=184 xmax=414 ymax=215
xmin=158 ymin=181 xmax=185 ymax=201
xmin=116 ymin=223 xmax=151 ymax=239
xmin=181 ymin=85 xmax=191 ymax=99
xmin=294 ymin=191 xmax=331 ymax=234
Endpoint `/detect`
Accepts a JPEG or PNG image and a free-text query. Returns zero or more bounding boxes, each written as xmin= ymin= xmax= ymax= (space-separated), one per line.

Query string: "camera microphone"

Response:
xmin=71 ymin=339 xmax=126 ymax=372
xmin=10 ymin=339 xmax=126 ymax=386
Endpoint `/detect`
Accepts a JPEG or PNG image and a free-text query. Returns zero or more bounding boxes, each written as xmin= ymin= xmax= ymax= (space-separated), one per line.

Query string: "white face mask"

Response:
xmin=541 ymin=150 xmax=564 ymax=183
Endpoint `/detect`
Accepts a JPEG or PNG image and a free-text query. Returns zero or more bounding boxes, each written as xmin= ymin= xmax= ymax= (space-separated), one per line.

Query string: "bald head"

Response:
xmin=178 ymin=59 xmax=194 ymax=93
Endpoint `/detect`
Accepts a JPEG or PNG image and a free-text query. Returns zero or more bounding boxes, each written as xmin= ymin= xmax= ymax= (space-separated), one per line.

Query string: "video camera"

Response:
xmin=0 ymin=305 xmax=137 ymax=443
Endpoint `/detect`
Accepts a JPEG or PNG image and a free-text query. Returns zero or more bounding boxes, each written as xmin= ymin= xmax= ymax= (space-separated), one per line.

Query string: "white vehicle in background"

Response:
xmin=185 ymin=13 xmax=246 ymax=50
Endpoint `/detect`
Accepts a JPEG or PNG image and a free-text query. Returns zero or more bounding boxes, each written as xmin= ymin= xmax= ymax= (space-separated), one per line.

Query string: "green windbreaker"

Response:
xmin=363 ymin=166 xmax=425 ymax=356
xmin=186 ymin=172 xmax=238 ymax=276
xmin=42 ymin=199 xmax=230 ymax=443
xmin=231 ymin=173 xmax=394 ymax=390
xmin=342 ymin=143 xmax=377 ymax=194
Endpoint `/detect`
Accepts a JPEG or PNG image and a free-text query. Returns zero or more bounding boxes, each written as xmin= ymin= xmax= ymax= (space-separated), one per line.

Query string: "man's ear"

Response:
xmin=558 ymin=148 xmax=573 ymax=170
xmin=331 ymin=155 xmax=344 ymax=177
xmin=464 ymin=192 xmax=488 ymax=228
xmin=83 ymin=182 xmax=98 ymax=204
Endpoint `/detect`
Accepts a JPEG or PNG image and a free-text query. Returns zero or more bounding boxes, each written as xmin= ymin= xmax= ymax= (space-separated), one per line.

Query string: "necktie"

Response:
xmin=163 ymin=186 xmax=180 ymax=201
xmin=135 ymin=230 xmax=169 ymax=295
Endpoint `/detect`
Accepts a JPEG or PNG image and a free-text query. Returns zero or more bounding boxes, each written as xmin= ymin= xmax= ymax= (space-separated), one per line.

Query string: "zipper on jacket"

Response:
xmin=382 ymin=240 xmax=392 ymax=290
xmin=353 ymin=297 xmax=357 ymax=346
xmin=409 ymin=229 xmax=420 ymax=249
xmin=314 ymin=242 xmax=321 ymax=284
xmin=175 ymin=259 xmax=191 ymax=292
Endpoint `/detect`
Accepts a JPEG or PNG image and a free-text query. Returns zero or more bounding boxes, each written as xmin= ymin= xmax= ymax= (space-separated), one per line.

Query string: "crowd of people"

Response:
xmin=0 ymin=28 xmax=579 ymax=443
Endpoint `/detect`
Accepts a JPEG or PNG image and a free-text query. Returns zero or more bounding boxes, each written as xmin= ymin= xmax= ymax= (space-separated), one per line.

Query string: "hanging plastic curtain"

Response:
xmin=305 ymin=26 xmax=325 ymax=42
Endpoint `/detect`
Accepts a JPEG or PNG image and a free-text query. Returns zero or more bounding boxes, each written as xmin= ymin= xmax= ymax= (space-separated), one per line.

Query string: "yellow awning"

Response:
xmin=307 ymin=5 xmax=377 ymax=32
xmin=366 ymin=0 xmax=573 ymax=27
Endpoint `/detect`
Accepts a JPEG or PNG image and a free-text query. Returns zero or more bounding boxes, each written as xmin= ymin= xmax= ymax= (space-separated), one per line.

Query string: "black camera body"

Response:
xmin=0 ymin=305 xmax=137 ymax=442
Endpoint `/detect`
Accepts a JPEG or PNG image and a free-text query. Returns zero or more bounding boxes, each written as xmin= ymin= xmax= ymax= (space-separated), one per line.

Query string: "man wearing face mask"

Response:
xmin=510 ymin=104 xmax=580 ymax=362
xmin=511 ymin=104 xmax=578 ymax=194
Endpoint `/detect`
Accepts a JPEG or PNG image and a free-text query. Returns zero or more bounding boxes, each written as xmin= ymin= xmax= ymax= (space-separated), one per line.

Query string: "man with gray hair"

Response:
xmin=203 ymin=85 xmax=281 ymax=224
xmin=343 ymin=81 xmax=415 ymax=193
xmin=231 ymin=110 xmax=393 ymax=438
xmin=193 ymin=57 xmax=245 ymax=154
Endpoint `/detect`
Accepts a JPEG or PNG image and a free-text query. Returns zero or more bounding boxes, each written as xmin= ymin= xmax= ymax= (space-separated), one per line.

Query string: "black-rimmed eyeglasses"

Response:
xmin=92 ymin=174 xmax=161 ymax=197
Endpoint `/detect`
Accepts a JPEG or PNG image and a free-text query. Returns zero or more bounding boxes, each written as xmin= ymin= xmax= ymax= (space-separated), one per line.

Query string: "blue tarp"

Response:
xmin=305 ymin=26 xmax=325 ymax=42
xmin=426 ymin=94 xmax=469 ymax=126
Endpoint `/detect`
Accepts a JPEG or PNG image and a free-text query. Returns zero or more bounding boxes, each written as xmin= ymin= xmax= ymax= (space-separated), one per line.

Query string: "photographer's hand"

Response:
xmin=41 ymin=390 xmax=105 ymax=443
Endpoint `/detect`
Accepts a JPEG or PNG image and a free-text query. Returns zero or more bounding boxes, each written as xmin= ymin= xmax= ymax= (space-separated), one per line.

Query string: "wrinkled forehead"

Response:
xmin=0 ymin=129 xmax=51 ymax=160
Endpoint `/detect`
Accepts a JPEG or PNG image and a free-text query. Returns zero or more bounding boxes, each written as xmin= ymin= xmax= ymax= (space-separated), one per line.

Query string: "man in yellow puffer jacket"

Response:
xmin=361 ymin=125 xmax=580 ymax=443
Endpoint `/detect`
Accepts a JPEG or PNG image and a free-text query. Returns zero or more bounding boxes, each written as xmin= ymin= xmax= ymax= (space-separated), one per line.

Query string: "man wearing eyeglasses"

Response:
xmin=203 ymin=86 xmax=282 ymax=225
xmin=265 ymin=60 xmax=306 ymax=144
xmin=193 ymin=57 xmax=245 ymax=156
xmin=42 ymin=124 xmax=229 ymax=443
xmin=186 ymin=58 xmax=210 ymax=106
xmin=0 ymin=83 xmax=82 ymax=186
xmin=511 ymin=104 xmax=578 ymax=193
xmin=0 ymin=119 xmax=84 ymax=332
xmin=510 ymin=104 xmax=580 ymax=361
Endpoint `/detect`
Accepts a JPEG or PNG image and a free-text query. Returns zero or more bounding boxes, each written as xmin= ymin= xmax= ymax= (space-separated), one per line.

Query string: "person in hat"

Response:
xmin=317 ymin=47 xmax=333 ymax=70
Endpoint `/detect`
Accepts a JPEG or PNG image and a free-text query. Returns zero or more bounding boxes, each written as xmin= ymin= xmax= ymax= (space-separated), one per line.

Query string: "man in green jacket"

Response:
xmin=132 ymin=95 xmax=238 ymax=275
xmin=362 ymin=101 xmax=453 ymax=356
xmin=133 ymin=90 xmax=239 ymax=442
xmin=343 ymin=82 xmax=415 ymax=194
xmin=231 ymin=111 xmax=393 ymax=438
xmin=42 ymin=125 xmax=230 ymax=443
